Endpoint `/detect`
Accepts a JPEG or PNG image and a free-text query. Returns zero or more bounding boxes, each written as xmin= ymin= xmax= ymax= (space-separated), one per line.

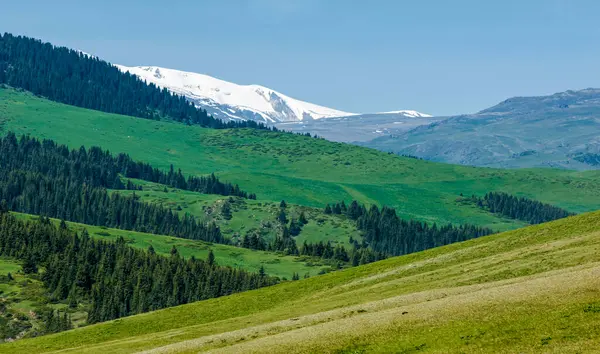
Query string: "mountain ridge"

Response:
xmin=116 ymin=64 xmax=430 ymax=123
xmin=364 ymin=88 xmax=600 ymax=170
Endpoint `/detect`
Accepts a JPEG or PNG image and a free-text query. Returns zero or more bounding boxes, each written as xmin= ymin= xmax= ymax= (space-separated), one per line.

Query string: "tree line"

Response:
xmin=470 ymin=192 xmax=575 ymax=224
xmin=0 ymin=33 xmax=272 ymax=130
xmin=0 ymin=132 xmax=254 ymax=198
xmin=0 ymin=211 xmax=277 ymax=325
xmin=241 ymin=201 xmax=385 ymax=268
xmin=0 ymin=169 xmax=225 ymax=244
xmin=325 ymin=200 xmax=495 ymax=256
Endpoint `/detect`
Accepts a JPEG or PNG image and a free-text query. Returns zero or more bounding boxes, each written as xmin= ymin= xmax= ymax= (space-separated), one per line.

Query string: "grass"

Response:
xmin=2 ymin=87 xmax=599 ymax=230
xmin=0 ymin=258 xmax=87 ymax=340
xmin=118 ymin=180 xmax=362 ymax=247
xmin=11 ymin=213 xmax=329 ymax=279
xmin=3 ymin=210 xmax=600 ymax=353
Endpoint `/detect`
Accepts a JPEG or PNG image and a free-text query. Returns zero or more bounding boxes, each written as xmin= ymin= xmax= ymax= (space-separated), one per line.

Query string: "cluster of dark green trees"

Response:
xmin=299 ymin=241 xmax=386 ymax=266
xmin=0 ymin=170 xmax=224 ymax=243
xmin=472 ymin=192 xmax=575 ymax=224
xmin=268 ymin=201 xmax=385 ymax=266
xmin=0 ymin=212 xmax=277 ymax=324
xmin=0 ymin=33 xmax=271 ymax=130
xmin=0 ymin=133 xmax=237 ymax=243
xmin=0 ymin=132 xmax=253 ymax=198
xmin=326 ymin=200 xmax=495 ymax=256
xmin=36 ymin=307 xmax=72 ymax=335
xmin=240 ymin=201 xmax=384 ymax=267
xmin=267 ymin=231 xmax=385 ymax=267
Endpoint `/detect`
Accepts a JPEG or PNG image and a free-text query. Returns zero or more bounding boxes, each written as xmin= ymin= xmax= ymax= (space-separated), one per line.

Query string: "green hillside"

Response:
xmin=1 ymin=87 xmax=599 ymax=230
xmin=116 ymin=180 xmax=362 ymax=247
xmin=3 ymin=211 xmax=600 ymax=353
xmin=12 ymin=213 xmax=328 ymax=279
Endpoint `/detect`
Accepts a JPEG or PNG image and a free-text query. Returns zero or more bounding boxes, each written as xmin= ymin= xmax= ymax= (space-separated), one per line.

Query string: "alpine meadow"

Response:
xmin=1 ymin=3 xmax=600 ymax=352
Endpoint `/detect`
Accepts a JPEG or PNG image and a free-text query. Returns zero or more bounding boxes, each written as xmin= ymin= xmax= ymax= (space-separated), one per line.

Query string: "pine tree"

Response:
xmin=67 ymin=285 xmax=78 ymax=308
xmin=170 ymin=245 xmax=179 ymax=257
xmin=277 ymin=210 xmax=288 ymax=224
xmin=0 ymin=199 xmax=8 ymax=214
xmin=221 ymin=201 xmax=233 ymax=220
xmin=324 ymin=204 xmax=332 ymax=214
xmin=279 ymin=200 xmax=287 ymax=208
xmin=207 ymin=249 xmax=216 ymax=266
xmin=289 ymin=219 xmax=302 ymax=236
xmin=22 ymin=254 xmax=38 ymax=274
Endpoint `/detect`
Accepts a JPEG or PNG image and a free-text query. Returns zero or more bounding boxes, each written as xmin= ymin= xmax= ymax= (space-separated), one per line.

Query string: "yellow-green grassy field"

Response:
xmin=3 ymin=210 xmax=600 ymax=353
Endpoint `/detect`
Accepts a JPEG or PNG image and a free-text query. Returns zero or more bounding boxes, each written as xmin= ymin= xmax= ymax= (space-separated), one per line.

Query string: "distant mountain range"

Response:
xmin=362 ymin=88 xmax=600 ymax=170
xmin=274 ymin=112 xmax=441 ymax=142
xmin=115 ymin=65 xmax=430 ymax=125
xmin=115 ymin=65 xmax=600 ymax=170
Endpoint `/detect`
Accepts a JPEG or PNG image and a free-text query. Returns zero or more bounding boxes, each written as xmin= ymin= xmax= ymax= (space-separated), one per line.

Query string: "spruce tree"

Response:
xmin=207 ymin=249 xmax=216 ymax=266
xmin=22 ymin=254 xmax=38 ymax=274
xmin=221 ymin=201 xmax=233 ymax=220
xmin=277 ymin=210 xmax=288 ymax=224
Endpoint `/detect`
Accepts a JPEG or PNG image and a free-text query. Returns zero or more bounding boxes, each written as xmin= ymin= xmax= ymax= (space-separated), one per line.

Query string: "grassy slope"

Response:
xmin=2 ymin=88 xmax=599 ymax=230
xmin=11 ymin=213 xmax=327 ymax=280
xmin=0 ymin=258 xmax=88 ymax=336
xmin=0 ymin=258 xmax=41 ymax=315
xmin=118 ymin=180 xmax=362 ymax=247
xmin=4 ymin=211 xmax=600 ymax=353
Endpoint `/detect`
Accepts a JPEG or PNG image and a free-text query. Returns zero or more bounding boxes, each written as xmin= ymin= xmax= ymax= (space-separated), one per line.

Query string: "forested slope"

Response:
xmin=0 ymin=33 xmax=267 ymax=129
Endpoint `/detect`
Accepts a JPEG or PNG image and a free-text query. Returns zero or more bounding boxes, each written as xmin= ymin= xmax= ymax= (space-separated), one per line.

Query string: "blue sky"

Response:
xmin=1 ymin=0 xmax=599 ymax=115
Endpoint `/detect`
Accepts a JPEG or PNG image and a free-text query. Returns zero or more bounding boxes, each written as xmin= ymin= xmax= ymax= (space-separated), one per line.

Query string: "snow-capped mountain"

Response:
xmin=377 ymin=110 xmax=433 ymax=118
xmin=115 ymin=65 xmax=355 ymax=123
xmin=115 ymin=65 xmax=431 ymax=124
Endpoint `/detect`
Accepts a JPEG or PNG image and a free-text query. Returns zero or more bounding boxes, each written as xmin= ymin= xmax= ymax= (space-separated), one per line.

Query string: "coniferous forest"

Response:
xmin=0 ymin=33 xmax=271 ymax=130
xmin=471 ymin=192 xmax=575 ymax=224
xmin=325 ymin=201 xmax=495 ymax=256
xmin=0 ymin=211 xmax=277 ymax=324
xmin=0 ymin=132 xmax=259 ymax=243
xmin=0 ymin=132 xmax=254 ymax=198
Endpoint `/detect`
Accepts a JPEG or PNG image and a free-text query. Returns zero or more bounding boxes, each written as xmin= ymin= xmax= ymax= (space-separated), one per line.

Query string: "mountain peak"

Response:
xmin=115 ymin=64 xmax=355 ymax=123
xmin=479 ymin=88 xmax=600 ymax=115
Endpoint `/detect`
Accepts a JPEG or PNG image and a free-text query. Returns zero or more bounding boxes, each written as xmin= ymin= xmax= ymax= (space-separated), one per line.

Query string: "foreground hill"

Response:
xmin=4 ymin=210 xmax=600 ymax=353
xmin=2 ymin=87 xmax=600 ymax=229
xmin=365 ymin=88 xmax=600 ymax=170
